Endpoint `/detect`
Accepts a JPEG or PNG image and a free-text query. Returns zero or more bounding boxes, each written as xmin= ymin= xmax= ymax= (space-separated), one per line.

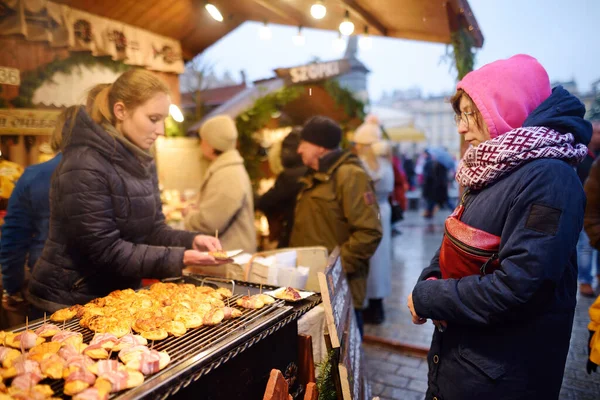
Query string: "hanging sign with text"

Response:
xmin=275 ymin=59 xmax=351 ymax=85
xmin=0 ymin=109 xmax=62 ymax=135
xmin=0 ymin=67 xmax=20 ymax=86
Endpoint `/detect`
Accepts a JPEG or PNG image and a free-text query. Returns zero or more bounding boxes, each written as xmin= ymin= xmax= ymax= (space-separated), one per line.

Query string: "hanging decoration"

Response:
xmin=447 ymin=26 xmax=476 ymax=81
xmin=0 ymin=0 xmax=184 ymax=73
xmin=10 ymin=52 xmax=129 ymax=108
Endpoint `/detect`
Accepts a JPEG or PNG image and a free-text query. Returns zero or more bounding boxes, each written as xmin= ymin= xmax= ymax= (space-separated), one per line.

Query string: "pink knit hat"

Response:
xmin=457 ymin=54 xmax=551 ymax=138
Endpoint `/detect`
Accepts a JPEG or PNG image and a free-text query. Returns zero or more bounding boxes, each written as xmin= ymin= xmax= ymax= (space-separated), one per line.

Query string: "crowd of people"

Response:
xmin=0 ymin=54 xmax=600 ymax=399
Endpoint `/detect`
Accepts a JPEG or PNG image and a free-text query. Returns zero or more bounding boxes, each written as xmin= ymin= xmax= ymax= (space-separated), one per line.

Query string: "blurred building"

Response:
xmin=336 ymin=36 xmax=370 ymax=103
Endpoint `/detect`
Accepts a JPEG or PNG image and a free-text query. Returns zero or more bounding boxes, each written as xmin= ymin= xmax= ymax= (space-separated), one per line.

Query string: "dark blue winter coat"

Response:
xmin=0 ymin=155 xmax=61 ymax=295
xmin=412 ymin=86 xmax=591 ymax=400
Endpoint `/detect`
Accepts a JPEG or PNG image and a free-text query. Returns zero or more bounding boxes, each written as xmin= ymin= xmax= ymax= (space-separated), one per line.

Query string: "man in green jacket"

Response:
xmin=290 ymin=116 xmax=383 ymax=334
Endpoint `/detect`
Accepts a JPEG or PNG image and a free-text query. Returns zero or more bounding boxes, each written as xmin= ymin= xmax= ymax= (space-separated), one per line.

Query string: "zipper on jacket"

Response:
xmin=480 ymin=253 xmax=499 ymax=276
xmin=444 ymin=227 xmax=497 ymax=258
xmin=71 ymin=277 xmax=85 ymax=291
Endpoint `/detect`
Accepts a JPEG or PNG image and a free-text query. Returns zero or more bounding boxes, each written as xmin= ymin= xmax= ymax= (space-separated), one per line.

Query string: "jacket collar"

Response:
xmin=303 ymin=150 xmax=355 ymax=184
xmin=204 ymin=149 xmax=244 ymax=178
xmin=65 ymin=108 xmax=153 ymax=178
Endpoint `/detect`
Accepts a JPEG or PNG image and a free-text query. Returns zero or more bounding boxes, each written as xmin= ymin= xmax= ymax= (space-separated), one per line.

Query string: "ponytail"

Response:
xmin=90 ymin=84 xmax=113 ymax=124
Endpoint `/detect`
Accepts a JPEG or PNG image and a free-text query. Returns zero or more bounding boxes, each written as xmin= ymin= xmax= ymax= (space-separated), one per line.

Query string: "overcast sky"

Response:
xmin=199 ymin=0 xmax=600 ymax=101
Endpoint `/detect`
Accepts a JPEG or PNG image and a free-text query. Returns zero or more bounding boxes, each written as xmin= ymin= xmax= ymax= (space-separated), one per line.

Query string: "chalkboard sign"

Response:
xmin=317 ymin=248 xmax=351 ymax=348
xmin=318 ymin=248 xmax=370 ymax=400
xmin=339 ymin=305 xmax=364 ymax=400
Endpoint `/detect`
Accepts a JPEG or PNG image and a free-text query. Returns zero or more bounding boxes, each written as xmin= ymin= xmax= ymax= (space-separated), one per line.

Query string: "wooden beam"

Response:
xmin=251 ymin=0 xmax=308 ymax=26
xmin=447 ymin=0 xmax=484 ymax=48
xmin=339 ymin=0 xmax=388 ymax=36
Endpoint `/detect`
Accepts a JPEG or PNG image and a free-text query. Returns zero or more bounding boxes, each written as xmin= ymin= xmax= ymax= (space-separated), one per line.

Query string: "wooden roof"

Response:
xmin=52 ymin=0 xmax=483 ymax=59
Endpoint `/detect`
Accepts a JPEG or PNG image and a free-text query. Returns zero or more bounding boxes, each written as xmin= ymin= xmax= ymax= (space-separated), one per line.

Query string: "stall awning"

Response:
xmin=385 ymin=126 xmax=427 ymax=142
xmin=51 ymin=0 xmax=483 ymax=59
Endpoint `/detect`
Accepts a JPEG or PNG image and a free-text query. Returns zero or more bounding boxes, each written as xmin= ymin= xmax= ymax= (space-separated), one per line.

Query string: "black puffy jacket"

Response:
xmin=28 ymin=109 xmax=196 ymax=311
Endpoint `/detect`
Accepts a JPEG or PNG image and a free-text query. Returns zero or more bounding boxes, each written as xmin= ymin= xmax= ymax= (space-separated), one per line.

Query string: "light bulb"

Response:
xmin=359 ymin=35 xmax=372 ymax=50
xmin=359 ymin=26 xmax=372 ymax=50
xmin=169 ymin=104 xmax=184 ymax=122
xmin=333 ymin=34 xmax=346 ymax=52
xmin=310 ymin=1 xmax=327 ymax=19
xmin=293 ymin=27 xmax=305 ymax=46
xmin=205 ymin=3 xmax=223 ymax=22
xmin=259 ymin=22 xmax=272 ymax=40
xmin=339 ymin=11 xmax=354 ymax=36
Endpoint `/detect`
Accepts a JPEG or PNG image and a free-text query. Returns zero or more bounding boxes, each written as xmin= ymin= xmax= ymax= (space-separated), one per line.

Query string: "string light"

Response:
xmin=339 ymin=10 xmax=354 ymax=36
xmin=259 ymin=21 xmax=272 ymax=40
xmin=310 ymin=1 xmax=327 ymax=19
xmin=332 ymin=32 xmax=346 ymax=52
xmin=169 ymin=105 xmax=184 ymax=122
xmin=292 ymin=26 xmax=305 ymax=46
xmin=359 ymin=26 xmax=372 ymax=50
xmin=205 ymin=3 xmax=223 ymax=22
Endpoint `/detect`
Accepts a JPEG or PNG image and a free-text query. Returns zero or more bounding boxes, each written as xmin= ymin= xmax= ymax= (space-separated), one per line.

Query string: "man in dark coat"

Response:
xmin=256 ymin=128 xmax=307 ymax=248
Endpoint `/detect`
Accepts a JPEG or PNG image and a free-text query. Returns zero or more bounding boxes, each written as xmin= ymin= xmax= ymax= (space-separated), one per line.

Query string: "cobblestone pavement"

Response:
xmin=363 ymin=209 xmax=600 ymax=400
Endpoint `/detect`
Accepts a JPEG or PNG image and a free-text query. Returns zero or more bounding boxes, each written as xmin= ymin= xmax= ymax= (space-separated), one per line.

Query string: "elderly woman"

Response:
xmin=407 ymin=55 xmax=591 ymax=399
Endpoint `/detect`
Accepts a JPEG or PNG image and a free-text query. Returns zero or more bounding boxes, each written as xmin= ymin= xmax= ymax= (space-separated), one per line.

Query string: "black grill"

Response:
xmin=9 ymin=276 xmax=321 ymax=399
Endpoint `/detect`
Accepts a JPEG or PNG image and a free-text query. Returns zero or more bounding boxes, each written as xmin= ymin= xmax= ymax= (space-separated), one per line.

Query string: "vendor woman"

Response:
xmin=28 ymin=69 xmax=224 ymax=313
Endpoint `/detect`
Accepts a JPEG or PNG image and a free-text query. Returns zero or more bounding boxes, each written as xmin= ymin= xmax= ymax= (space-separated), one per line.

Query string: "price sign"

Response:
xmin=0 ymin=67 xmax=20 ymax=86
xmin=318 ymin=248 xmax=351 ymax=348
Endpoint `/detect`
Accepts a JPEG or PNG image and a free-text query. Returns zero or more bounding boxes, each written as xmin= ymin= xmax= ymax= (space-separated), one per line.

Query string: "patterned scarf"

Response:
xmin=455 ymin=126 xmax=587 ymax=190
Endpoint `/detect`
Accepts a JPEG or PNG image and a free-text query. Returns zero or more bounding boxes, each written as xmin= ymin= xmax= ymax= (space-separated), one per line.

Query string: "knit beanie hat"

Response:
xmin=353 ymin=114 xmax=382 ymax=144
xmin=457 ymin=54 xmax=551 ymax=138
xmin=300 ymin=116 xmax=342 ymax=149
xmin=199 ymin=115 xmax=238 ymax=151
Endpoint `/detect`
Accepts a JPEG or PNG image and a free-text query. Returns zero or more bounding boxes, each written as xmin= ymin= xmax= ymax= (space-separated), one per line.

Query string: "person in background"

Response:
xmin=184 ymin=115 xmax=256 ymax=253
xmin=290 ymin=116 xmax=382 ymax=335
xmin=579 ymin=117 xmax=600 ymax=296
xmin=0 ymin=85 xmax=108 ymax=327
xmin=256 ymin=127 xmax=307 ymax=248
xmin=28 ymin=69 xmax=224 ymax=314
xmin=407 ymin=55 xmax=590 ymax=399
xmin=352 ymin=118 xmax=394 ymax=325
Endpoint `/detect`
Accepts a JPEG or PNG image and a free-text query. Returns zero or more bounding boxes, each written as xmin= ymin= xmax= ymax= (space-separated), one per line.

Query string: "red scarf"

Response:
xmin=456 ymin=126 xmax=587 ymax=190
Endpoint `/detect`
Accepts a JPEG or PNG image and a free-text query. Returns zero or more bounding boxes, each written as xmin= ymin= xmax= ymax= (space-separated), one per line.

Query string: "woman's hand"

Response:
xmin=192 ymin=235 xmax=222 ymax=252
xmin=407 ymin=293 xmax=427 ymax=325
xmin=183 ymin=250 xmax=228 ymax=266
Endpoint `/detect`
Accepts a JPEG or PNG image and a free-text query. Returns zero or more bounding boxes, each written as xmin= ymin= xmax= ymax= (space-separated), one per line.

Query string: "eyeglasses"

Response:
xmin=454 ymin=111 xmax=475 ymax=128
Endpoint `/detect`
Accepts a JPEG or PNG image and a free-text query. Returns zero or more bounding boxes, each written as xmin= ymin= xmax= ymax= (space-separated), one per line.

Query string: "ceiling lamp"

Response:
xmin=292 ymin=26 xmax=305 ymax=46
xmin=205 ymin=3 xmax=223 ymax=22
xmin=332 ymin=33 xmax=346 ymax=53
xmin=310 ymin=1 xmax=327 ymax=20
xmin=259 ymin=21 xmax=272 ymax=40
xmin=169 ymin=104 xmax=184 ymax=122
xmin=359 ymin=26 xmax=372 ymax=50
xmin=339 ymin=10 xmax=354 ymax=36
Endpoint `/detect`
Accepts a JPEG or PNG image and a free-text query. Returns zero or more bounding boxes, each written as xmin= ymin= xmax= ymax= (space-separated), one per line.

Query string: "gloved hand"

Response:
xmin=1 ymin=290 xmax=28 ymax=313
xmin=588 ymin=329 xmax=598 ymax=374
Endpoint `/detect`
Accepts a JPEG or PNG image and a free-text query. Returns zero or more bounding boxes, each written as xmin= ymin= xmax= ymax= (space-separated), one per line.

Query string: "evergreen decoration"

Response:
xmin=165 ymin=116 xmax=184 ymax=137
xmin=11 ymin=53 xmax=130 ymax=108
xmin=323 ymin=79 xmax=366 ymax=124
xmin=315 ymin=349 xmax=337 ymax=400
xmin=236 ymin=86 xmax=303 ymax=183
xmin=446 ymin=27 xmax=476 ymax=81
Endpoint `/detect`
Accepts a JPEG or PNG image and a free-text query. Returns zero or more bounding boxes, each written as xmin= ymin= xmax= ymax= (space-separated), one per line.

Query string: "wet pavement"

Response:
xmin=363 ymin=208 xmax=600 ymax=399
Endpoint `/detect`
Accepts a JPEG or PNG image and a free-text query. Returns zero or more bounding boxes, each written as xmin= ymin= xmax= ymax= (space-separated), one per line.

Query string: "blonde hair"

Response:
xmin=89 ymin=69 xmax=170 ymax=125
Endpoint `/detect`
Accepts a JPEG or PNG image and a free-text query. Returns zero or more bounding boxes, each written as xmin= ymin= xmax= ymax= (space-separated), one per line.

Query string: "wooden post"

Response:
xmin=297 ymin=334 xmax=316 ymax=385
xmin=263 ymin=369 xmax=290 ymax=400
xmin=303 ymin=382 xmax=318 ymax=400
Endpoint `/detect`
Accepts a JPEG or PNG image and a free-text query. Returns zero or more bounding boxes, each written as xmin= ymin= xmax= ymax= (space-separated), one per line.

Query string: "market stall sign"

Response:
xmin=339 ymin=306 xmax=370 ymax=400
xmin=317 ymin=247 xmax=351 ymax=348
xmin=0 ymin=67 xmax=20 ymax=86
xmin=275 ymin=60 xmax=351 ymax=85
xmin=318 ymin=247 xmax=371 ymax=400
xmin=0 ymin=109 xmax=61 ymax=135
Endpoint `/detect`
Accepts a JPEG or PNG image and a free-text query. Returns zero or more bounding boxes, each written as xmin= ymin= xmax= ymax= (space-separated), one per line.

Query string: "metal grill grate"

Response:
xmin=11 ymin=292 xmax=292 ymax=399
